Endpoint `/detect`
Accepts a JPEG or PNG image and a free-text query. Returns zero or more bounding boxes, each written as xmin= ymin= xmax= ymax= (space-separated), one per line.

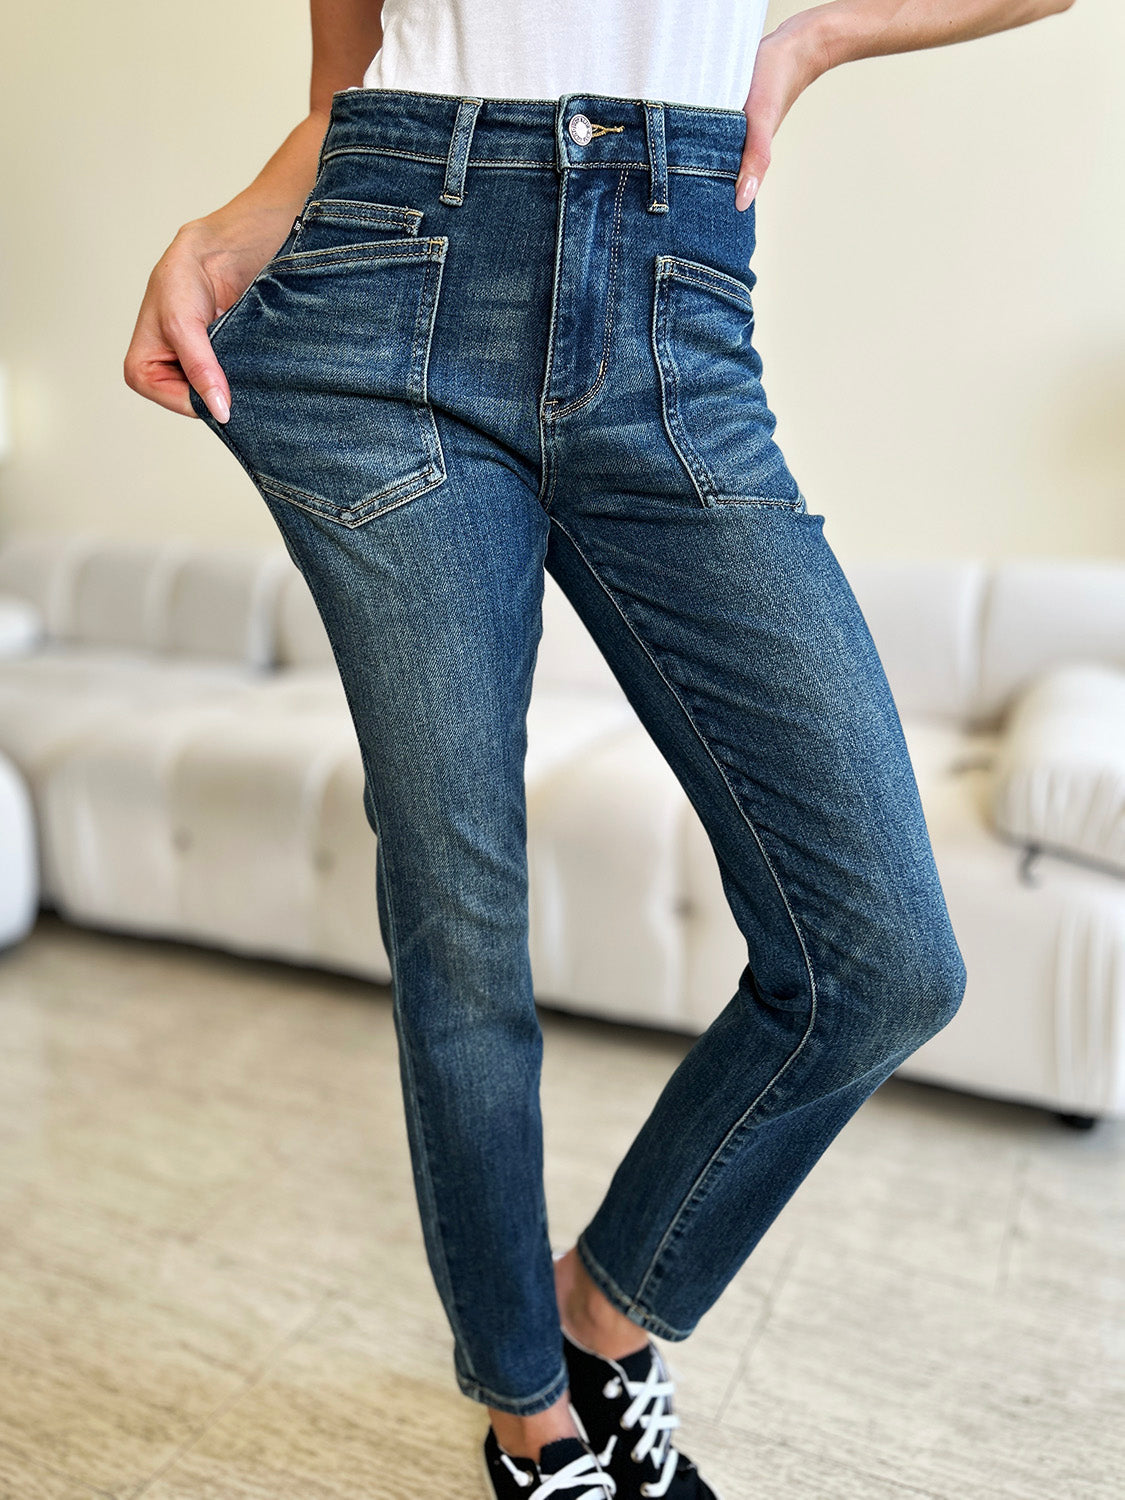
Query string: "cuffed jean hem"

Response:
xmin=455 ymin=1356 xmax=572 ymax=1417
xmin=575 ymin=1230 xmax=693 ymax=1342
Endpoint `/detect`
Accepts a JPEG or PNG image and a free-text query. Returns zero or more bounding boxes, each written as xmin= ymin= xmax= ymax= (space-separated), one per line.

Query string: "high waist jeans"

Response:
xmin=189 ymin=86 xmax=968 ymax=1416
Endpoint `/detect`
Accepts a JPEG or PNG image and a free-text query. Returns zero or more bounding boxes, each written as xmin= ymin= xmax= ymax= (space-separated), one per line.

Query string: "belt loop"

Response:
xmin=643 ymin=101 xmax=669 ymax=213
xmin=440 ymin=97 xmax=483 ymax=206
xmin=555 ymin=93 xmax=573 ymax=174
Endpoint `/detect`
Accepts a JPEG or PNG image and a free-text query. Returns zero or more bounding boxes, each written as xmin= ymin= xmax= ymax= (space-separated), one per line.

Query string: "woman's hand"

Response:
xmin=125 ymin=0 xmax=388 ymax=425
xmin=123 ymin=206 xmax=296 ymax=425
xmin=735 ymin=15 xmax=832 ymax=212
xmin=123 ymin=105 xmax=338 ymax=424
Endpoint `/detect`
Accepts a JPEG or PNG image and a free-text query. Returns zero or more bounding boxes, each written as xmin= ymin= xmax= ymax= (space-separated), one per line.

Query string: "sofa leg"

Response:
xmin=1055 ymin=1111 xmax=1099 ymax=1131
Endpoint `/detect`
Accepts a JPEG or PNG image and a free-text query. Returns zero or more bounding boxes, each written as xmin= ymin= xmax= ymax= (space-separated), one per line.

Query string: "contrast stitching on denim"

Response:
xmin=652 ymin=264 xmax=712 ymax=506
xmin=536 ymin=166 xmax=570 ymax=514
xmin=416 ymin=239 xmax=445 ymax=413
xmin=321 ymin=145 xmax=550 ymax=169
xmin=254 ymin=465 xmax=444 ymax=525
xmin=203 ymin=246 xmax=448 ymax=529
xmin=202 ymin=397 xmax=443 ymax=528
xmin=674 ymin=165 xmax=739 ymax=181
xmin=304 ymin=199 xmax=424 ymax=232
xmin=711 ymin=495 xmax=806 ymax=510
xmin=543 ymin=167 xmax=630 ymax=422
xmin=546 ymin=516 xmax=820 ymax=1305
xmin=269 ymin=237 xmax=445 ymax=270
xmin=439 ymin=95 xmax=484 ymax=205
xmin=573 ymin=1233 xmax=690 ymax=1340
xmin=411 ymin=238 xmax=449 ymax=499
xmin=652 ymin=263 xmax=800 ymax=514
xmin=456 ymin=1357 xmax=572 ymax=1417
xmin=661 ymin=255 xmax=755 ymax=313
xmin=305 ymin=210 xmax=420 ymax=230
xmin=644 ymin=102 xmax=670 ymax=212
xmin=319 ymin=145 xmax=738 ymax=181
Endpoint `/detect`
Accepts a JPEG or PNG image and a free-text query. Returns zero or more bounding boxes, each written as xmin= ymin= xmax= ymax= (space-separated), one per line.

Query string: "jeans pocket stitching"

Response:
xmin=652 ymin=254 xmax=802 ymax=513
xmin=302 ymin=198 xmax=425 ymax=236
xmin=652 ymin=258 xmax=716 ymax=507
xmin=205 ymin=240 xmax=450 ymax=528
xmin=659 ymin=253 xmax=755 ymax=314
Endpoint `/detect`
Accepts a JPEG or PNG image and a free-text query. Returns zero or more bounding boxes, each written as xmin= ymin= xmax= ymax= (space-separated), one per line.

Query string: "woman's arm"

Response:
xmin=735 ymin=0 xmax=1077 ymax=210
xmin=124 ymin=0 xmax=383 ymax=424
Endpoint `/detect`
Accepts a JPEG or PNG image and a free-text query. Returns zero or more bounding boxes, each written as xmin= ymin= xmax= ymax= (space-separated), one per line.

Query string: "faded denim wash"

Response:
xmin=189 ymin=86 xmax=968 ymax=1417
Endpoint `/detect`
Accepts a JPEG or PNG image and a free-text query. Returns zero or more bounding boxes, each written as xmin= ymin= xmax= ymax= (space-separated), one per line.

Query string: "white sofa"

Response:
xmin=1 ymin=532 xmax=1122 ymax=1124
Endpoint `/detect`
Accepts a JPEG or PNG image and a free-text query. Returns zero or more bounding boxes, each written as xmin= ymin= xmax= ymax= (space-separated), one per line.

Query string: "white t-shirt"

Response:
xmin=361 ymin=0 xmax=770 ymax=112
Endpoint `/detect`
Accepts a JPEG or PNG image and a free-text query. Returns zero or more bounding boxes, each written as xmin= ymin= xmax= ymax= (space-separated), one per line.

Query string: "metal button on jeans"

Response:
xmin=568 ymin=113 xmax=593 ymax=146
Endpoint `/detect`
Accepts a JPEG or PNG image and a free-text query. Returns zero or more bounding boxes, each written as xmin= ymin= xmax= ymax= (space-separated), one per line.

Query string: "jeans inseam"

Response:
xmin=546 ymin=515 xmax=821 ymax=1317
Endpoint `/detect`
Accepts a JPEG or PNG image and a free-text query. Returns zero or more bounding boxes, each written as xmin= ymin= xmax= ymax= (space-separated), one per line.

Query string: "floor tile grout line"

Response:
xmin=123 ymin=1286 xmax=342 ymax=1500
xmin=994 ymin=1148 xmax=1030 ymax=1295
xmin=712 ymin=1234 xmax=800 ymax=1425
xmin=0 ymin=1436 xmax=117 ymax=1499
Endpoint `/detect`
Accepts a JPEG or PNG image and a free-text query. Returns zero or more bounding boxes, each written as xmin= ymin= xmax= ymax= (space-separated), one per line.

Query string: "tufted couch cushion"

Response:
xmin=991 ymin=662 xmax=1125 ymax=878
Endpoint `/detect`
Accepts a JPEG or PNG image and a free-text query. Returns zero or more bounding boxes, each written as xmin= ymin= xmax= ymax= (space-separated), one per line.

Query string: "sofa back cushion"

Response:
xmin=974 ymin=560 xmax=1125 ymax=727
xmin=535 ymin=574 xmax=629 ymax=701
xmin=273 ymin=562 xmax=336 ymax=670
xmin=0 ymin=534 xmax=287 ymax=667
xmin=64 ymin=543 xmax=185 ymax=651
xmin=0 ymin=532 xmax=96 ymax=635
xmin=839 ymin=558 xmax=987 ymax=724
xmin=159 ymin=547 xmax=288 ymax=667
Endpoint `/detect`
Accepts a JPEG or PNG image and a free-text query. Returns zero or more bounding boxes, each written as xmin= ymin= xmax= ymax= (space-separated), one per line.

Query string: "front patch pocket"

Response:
xmin=652 ymin=254 xmax=803 ymax=509
xmin=193 ymin=237 xmax=448 ymax=528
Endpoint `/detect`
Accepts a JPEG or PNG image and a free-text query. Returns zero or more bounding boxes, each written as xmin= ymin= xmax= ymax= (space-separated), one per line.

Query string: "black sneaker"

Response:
xmin=562 ymin=1328 xmax=725 ymax=1499
xmin=481 ymin=1426 xmax=617 ymax=1498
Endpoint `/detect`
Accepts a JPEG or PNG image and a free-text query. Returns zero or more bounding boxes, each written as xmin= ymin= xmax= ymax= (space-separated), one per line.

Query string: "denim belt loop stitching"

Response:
xmin=554 ymin=95 xmax=572 ymax=175
xmin=644 ymin=101 xmax=670 ymax=213
xmin=440 ymin=96 xmax=483 ymax=206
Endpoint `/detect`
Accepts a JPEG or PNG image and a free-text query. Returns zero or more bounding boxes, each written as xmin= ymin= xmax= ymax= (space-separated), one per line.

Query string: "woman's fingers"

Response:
xmin=736 ymin=22 xmax=829 ymax=212
xmin=735 ymin=116 xmax=772 ymax=210
xmin=123 ymin=311 xmax=230 ymax=423
xmin=736 ymin=48 xmax=785 ymax=210
xmin=124 ymin=231 xmax=234 ymax=423
xmin=171 ymin=316 xmax=231 ymax=423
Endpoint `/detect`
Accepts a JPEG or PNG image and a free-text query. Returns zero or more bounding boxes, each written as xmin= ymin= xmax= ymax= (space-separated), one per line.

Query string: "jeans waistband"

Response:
xmin=319 ymin=87 xmax=748 ymax=213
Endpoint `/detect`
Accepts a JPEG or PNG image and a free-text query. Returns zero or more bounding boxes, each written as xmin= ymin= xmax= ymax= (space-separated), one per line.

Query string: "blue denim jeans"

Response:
xmin=189 ymin=87 xmax=967 ymax=1417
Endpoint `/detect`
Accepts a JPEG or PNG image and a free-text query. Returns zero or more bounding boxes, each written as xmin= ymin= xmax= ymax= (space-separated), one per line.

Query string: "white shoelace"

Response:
xmin=499 ymin=1446 xmax=616 ymax=1499
xmin=595 ymin=1349 xmax=682 ymax=1498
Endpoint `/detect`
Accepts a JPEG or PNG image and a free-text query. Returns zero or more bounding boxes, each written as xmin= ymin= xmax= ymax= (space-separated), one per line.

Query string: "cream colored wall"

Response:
xmin=755 ymin=0 xmax=1124 ymax=564
xmin=0 ymin=1 xmax=1119 ymax=563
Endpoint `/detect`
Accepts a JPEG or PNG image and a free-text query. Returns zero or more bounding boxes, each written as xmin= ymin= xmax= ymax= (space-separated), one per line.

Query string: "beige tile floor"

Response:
xmin=1 ymin=912 xmax=1122 ymax=1500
